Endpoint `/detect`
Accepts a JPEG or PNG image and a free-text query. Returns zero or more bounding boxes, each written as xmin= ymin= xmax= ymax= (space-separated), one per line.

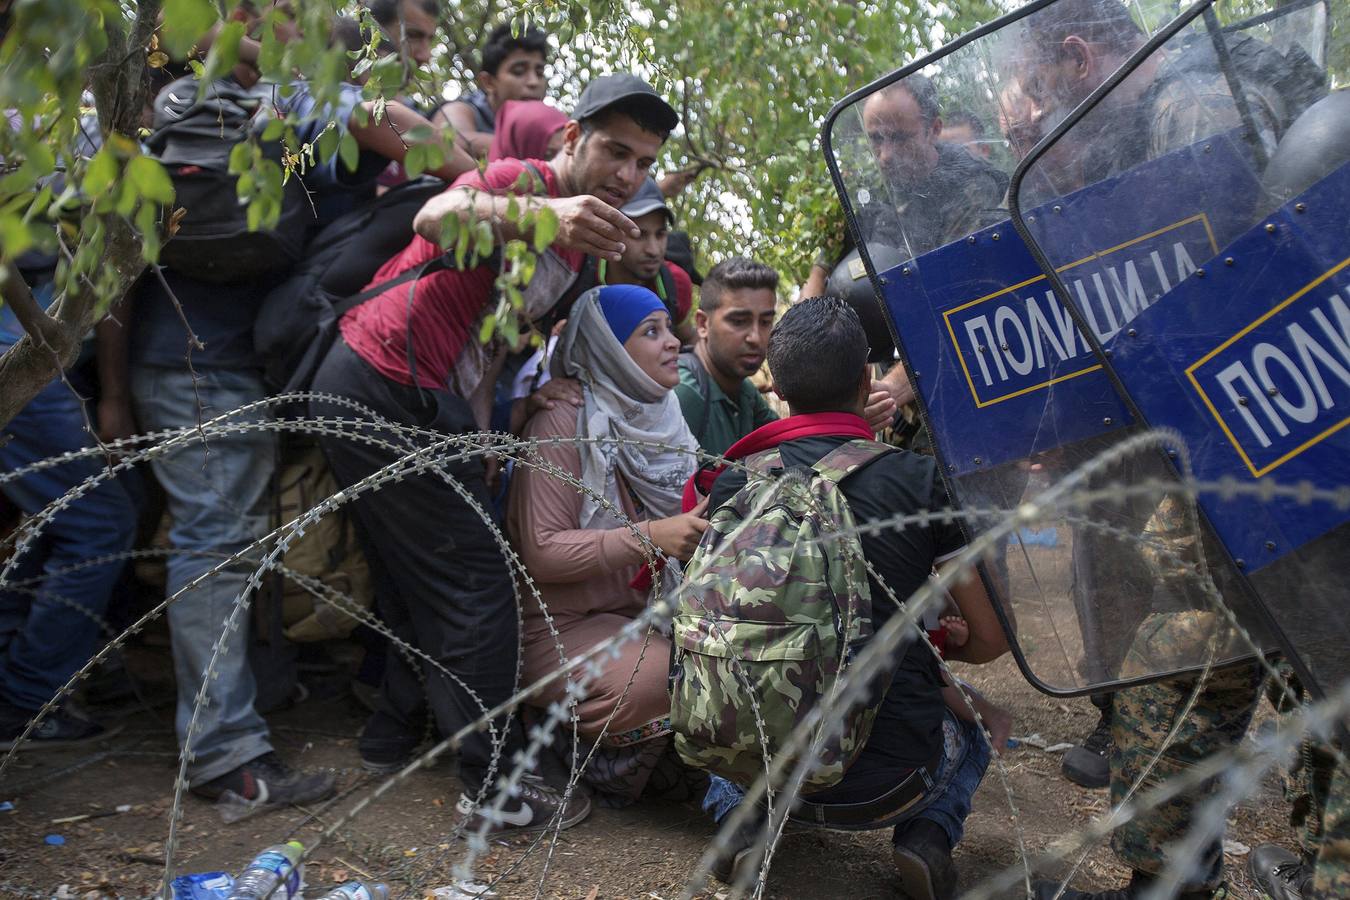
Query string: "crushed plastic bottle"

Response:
xmin=313 ymin=884 xmax=390 ymax=900
xmin=170 ymin=871 xmax=234 ymax=899
xmin=226 ymin=840 xmax=304 ymax=900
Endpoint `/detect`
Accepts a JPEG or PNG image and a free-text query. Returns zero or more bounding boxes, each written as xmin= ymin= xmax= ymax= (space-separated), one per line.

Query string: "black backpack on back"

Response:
xmin=147 ymin=75 xmax=311 ymax=284
xmin=253 ymin=177 xmax=448 ymax=393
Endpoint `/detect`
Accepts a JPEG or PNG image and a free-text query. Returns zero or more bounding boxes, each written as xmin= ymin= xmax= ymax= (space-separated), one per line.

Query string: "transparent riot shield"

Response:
xmin=1007 ymin=0 xmax=1348 ymax=695
xmin=820 ymin=0 xmax=1336 ymax=694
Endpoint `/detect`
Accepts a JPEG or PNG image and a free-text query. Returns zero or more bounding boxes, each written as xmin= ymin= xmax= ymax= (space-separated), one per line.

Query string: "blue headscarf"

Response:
xmin=595 ymin=284 xmax=666 ymax=342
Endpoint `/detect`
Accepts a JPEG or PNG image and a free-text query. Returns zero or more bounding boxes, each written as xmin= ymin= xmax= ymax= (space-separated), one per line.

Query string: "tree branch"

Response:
xmin=1 ymin=261 xmax=70 ymax=355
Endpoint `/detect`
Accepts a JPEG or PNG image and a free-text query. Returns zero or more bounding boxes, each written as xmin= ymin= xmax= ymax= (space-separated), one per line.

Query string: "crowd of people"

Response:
xmin=1 ymin=0 xmax=1344 ymax=898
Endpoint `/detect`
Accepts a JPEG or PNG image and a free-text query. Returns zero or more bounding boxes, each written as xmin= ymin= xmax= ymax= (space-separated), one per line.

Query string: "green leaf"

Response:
xmin=339 ymin=132 xmax=359 ymax=173
xmin=0 ymin=215 xmax=34 ymax=258
xmin=478 ymin=315 xmax=496 ymax=345
xmin=473 ymin=219 xmax=493 ymax=262
xmin=261 ymin=117 xmax=286 ymax=143
xmin=125 ymin=156 xmax=175 ymax=205
xmin=114 ymin=182 xmax=138 ymax=217
xmin=82 ymin=148 xmax=118 ymax=197
xmin=437 ymin=212 xmax=459 ymax=250
xmin=136 ymin=203 xmax=161 ymax=263
xmin=317 ymin=127 xmax=339 ymax=165
xmin=454 ymin=222 xmax=470 ymax=269
xmin=160 ymin=0 xmax=218 ymax=58
xmin=404 ymin=144 xmax=427 ymax=178
xmin=402 ymin=125 xmax=435 ymax=144
xmin=533 ymin=204 xmax=559 ymax=253
xmin=228 ymin=141 xmax=253 ymax=174
xmin=26 ymin=143 xmax=55 ymax=178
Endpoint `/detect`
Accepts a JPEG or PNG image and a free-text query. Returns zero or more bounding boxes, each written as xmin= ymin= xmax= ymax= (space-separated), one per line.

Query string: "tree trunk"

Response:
xmin=0 ymin=0 xmax=159 ymax=431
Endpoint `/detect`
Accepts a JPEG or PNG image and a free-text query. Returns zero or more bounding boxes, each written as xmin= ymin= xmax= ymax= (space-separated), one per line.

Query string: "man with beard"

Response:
xmin=801 ymin=73 xmax=1008 ymax=298
xmin=310 ymin=73 xmax=678 ymax=834
xmin=675 ymin=258 xmax=781 ymax=456
xmin=602 ymin=178 xmax=697 ymax=344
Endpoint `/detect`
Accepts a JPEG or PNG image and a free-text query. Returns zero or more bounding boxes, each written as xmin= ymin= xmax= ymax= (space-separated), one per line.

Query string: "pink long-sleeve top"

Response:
xmin=507 ymin=401 xmax=655 ymax=632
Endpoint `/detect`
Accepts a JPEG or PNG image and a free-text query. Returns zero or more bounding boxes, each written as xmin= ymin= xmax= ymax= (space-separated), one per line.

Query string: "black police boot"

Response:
xmin=1248 ymin=844 xmax=1312 ymax=900
xmin=1062 ymin=697 xmax=1113 ymax=789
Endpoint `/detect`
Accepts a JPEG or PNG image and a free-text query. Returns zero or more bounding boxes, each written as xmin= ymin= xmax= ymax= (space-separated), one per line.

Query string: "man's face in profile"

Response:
xmin=863 ymin=85 xmax=941 ymax=188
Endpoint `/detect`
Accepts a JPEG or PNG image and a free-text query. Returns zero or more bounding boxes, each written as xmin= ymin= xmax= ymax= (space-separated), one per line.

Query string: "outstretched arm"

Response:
xmin=414 ymin=187 xmax=640 ymax=260
xmin=432 ymin=101 xmax=495 ymax=160
xmin=348 ymin=101 xmax=476 ymax=182
xmin=937 ymin=558 xmax=1009 ymax=664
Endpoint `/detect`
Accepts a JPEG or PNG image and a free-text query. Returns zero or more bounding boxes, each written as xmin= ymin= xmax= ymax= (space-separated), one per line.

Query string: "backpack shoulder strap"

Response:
xmin=743 ymin=447 xmax=785 ymax=477
xmin=656 ymin=262 xmax=678 ymax=311
xmin=811 ymin=439 xmax=893 ymax=485
xmin=679 ymin=350 xmax=714 ymax=444
xmin=332 ymin=252 xmax=451 ymax=318
xmin=521 ymin=160 xmax=548 ymax=193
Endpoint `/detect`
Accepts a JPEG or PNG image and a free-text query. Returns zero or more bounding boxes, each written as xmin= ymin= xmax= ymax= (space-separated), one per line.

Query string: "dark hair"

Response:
xmin=700 ymin=258 xmax=779 ymax=313
xmin=944 ymin=109 xmax=985 ymax=136
xmin=867 ymin=73 xmax=940 ymax=127
xmin=330 ymin=15 xmax=363 ymax=53
xmin=1029 ymin=0 xmax=1144 ymax=57
xmin=369 ymin=0 xmax=436 ymax=28
xmin=577 ymin=98 xmax=674 ymax=141
xmin=479 ymin=22 xmax=549 ymax=75
xmin=768 ymin=296 xmax=870 ymax=413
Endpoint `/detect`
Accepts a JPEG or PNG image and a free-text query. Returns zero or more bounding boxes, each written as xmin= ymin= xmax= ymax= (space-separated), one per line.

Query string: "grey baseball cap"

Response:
xmin=620 ymin=177 xmax=673 ymax=223
xmin=572 ymin=73 xmax=679 ymax=134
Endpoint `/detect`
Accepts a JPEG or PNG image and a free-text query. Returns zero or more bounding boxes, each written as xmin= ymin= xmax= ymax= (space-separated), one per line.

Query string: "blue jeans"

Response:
xmin=703 ymin=711 xmax=990 ymax=849
xmin=130 ymin=364 xmax=277 ymax=784
xmin=0 ymin=319 xmax=137 ymax=712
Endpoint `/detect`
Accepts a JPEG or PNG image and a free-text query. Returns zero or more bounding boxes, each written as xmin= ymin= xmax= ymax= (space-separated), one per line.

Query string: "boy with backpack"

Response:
xmin=671 ymin=296 xmax=1008 ymax=899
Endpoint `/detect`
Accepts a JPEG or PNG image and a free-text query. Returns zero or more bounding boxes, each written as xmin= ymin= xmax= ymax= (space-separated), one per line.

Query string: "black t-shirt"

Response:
xmin=709 ymin=435 xmax=967 ymax=772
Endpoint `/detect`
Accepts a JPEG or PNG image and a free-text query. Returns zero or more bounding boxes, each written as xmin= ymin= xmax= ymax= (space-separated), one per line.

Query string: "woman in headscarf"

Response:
xmin=488 ymin=99 xmax=569 ymax=162
xmin=508 ymin=284 xmax=708 ymax=807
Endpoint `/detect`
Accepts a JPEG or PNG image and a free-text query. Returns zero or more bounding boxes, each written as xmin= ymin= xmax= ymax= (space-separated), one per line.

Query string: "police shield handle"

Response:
xmin=648 ymin=496 xmax=710 ymax=560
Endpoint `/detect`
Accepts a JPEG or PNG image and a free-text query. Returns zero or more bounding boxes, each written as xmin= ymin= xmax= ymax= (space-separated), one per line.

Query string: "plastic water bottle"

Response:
xmin=313 ymin=884 xmax=390 ymax=900
xmin=226 ymin=840 xmax=305 ymax=900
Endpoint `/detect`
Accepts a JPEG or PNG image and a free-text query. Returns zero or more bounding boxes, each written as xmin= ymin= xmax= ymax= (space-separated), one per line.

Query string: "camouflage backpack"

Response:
xmin=670 ymin=439 xmax=892 ymax=791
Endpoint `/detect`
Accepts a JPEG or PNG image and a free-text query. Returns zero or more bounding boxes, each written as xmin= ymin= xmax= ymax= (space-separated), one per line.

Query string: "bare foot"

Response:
xmin=940 ymin=615 xmax=969 ymax=648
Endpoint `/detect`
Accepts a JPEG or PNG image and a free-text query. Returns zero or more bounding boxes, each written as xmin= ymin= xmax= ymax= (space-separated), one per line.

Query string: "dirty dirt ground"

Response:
xmin=0 ymin=644 xmax=1296 ymax=900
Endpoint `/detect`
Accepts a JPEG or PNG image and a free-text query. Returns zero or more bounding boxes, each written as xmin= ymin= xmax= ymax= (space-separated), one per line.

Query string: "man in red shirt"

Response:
xmin=310 ymin=73 xmax=678 ymax=835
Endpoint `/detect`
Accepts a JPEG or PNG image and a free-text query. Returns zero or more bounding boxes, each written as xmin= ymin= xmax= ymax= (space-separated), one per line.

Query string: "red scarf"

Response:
xmin=680 ymin=412 xmax=875 ymax=511
xmin=630 ymin=412 xmax=874 ymax=592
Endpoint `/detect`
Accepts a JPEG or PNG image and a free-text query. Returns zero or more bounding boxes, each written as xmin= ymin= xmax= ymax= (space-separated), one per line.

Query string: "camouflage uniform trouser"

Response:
xmin=1268 ymin=663 xmax=1350 ymax=899
xmin=1110 ymin=661 xmax=1264 ymax=891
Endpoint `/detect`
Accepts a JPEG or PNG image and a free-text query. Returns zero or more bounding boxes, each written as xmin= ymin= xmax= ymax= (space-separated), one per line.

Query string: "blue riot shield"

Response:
xmin=822 ymin=0 xmax=1337 ymax=694
xmin=1008 ymin=0 xmax=1347 ymax=695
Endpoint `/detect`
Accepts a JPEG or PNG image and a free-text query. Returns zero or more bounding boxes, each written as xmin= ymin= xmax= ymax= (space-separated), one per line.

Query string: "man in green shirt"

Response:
xmin=675 ymin=258 xmax=780 ymax=457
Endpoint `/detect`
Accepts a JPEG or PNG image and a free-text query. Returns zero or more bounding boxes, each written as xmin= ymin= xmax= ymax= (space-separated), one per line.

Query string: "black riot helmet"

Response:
xmin=825 ymin=244 xmax=907 ymax=363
